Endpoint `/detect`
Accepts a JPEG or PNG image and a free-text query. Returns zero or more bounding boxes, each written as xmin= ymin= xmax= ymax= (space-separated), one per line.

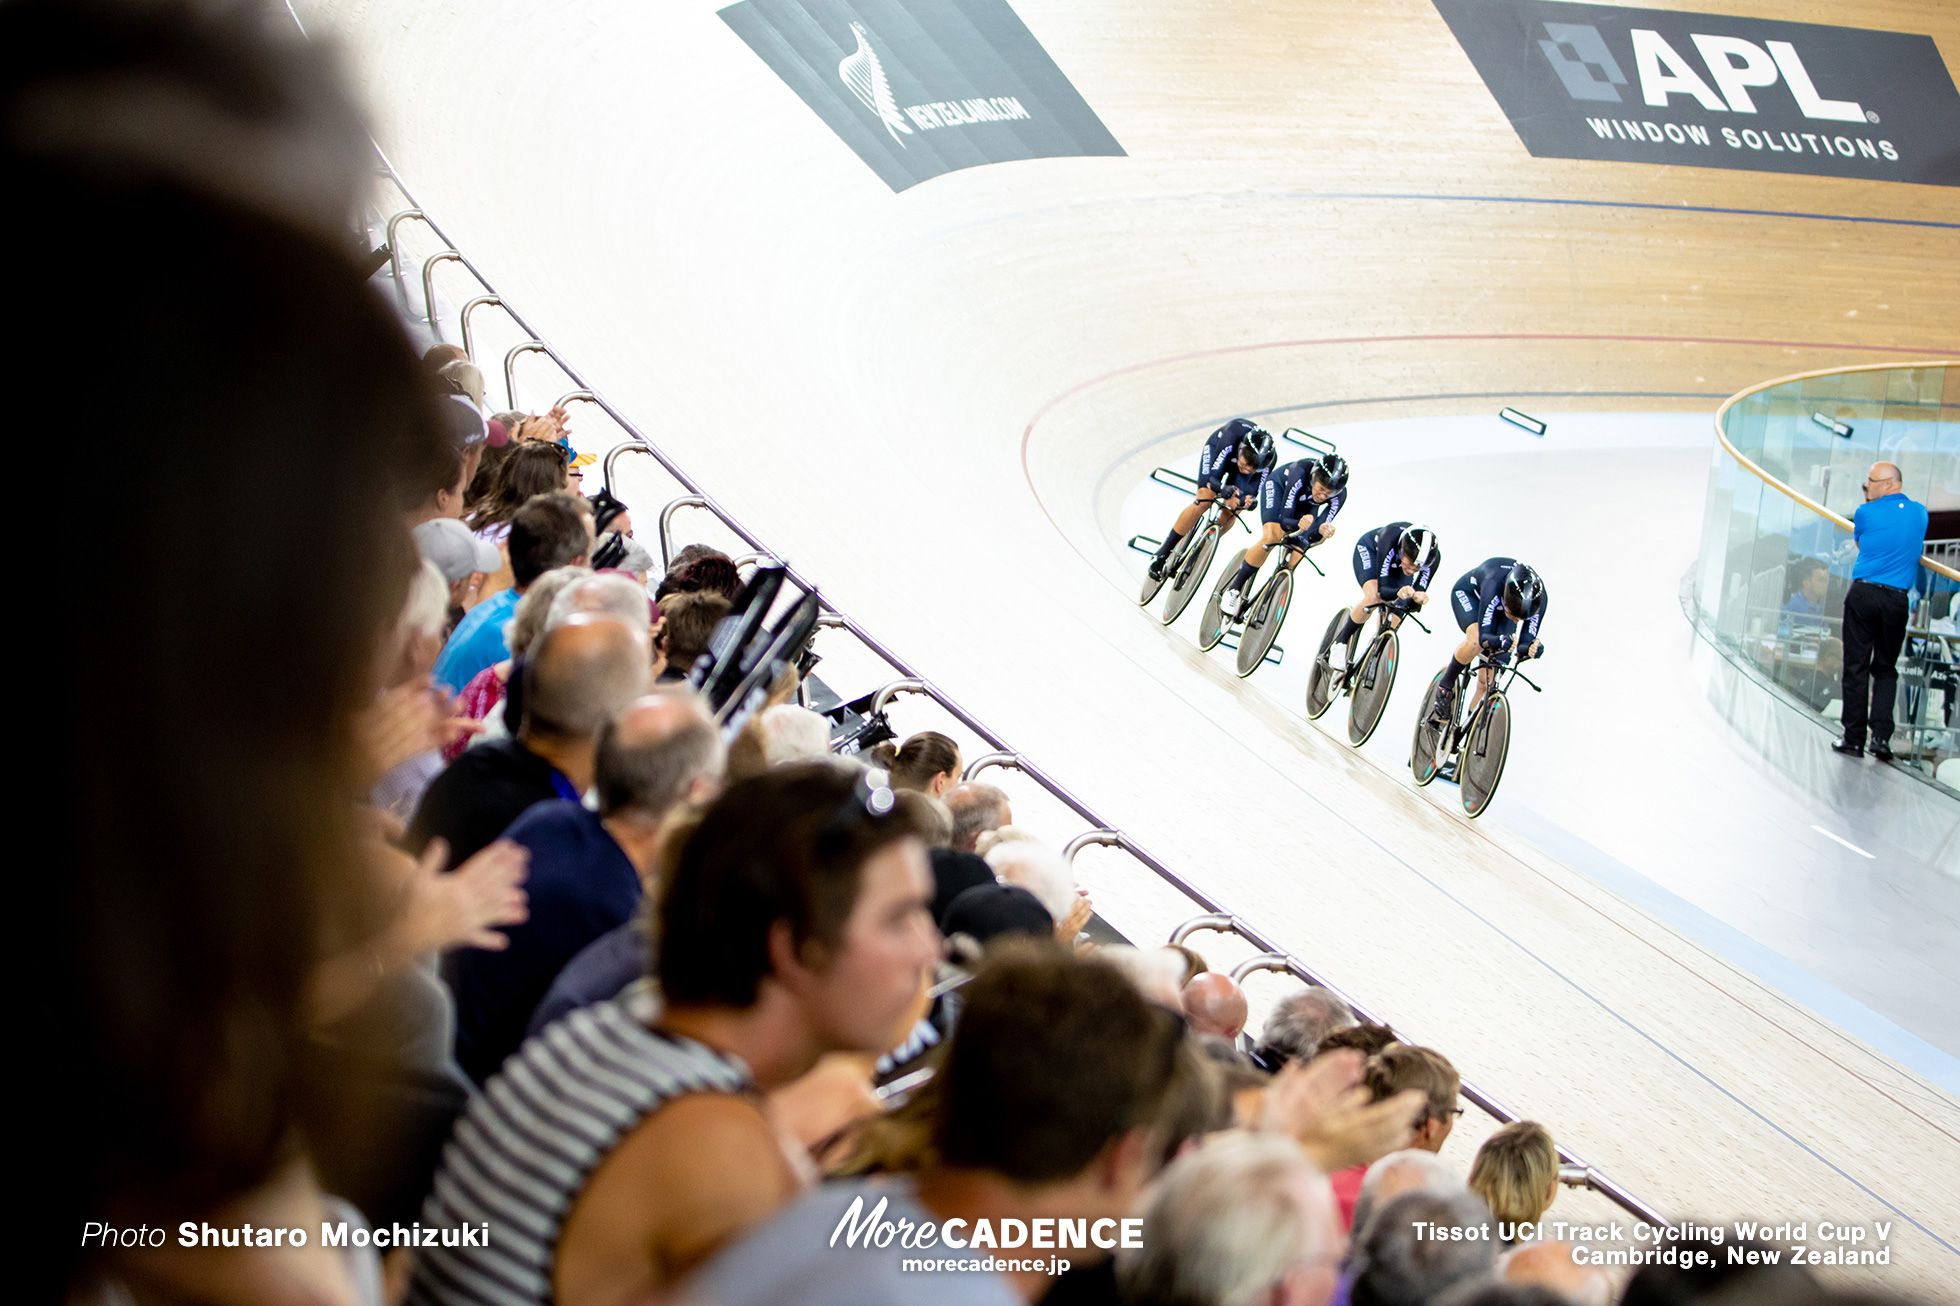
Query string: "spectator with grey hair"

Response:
xmin=1500 ymin=1243 xmax=1611 ymax=1306
xmin=1255 ymin=985 xmax=1358 ymax=1071
xmin=480 ymin=570 xmax=656 ymax=747
xmin=758 ymin=703 xmax=831 ymax=764
xmin=1348 ymin=1148 xmax=1465 ymax=1247
xmin=366 ymin=560 xmax=468 ymax=821
xmin=409 ymin=614 xmax=650 ymax=871
xmin=1183 ymin=970 xmax=1250 ymax=1040
xmin=1350 ymin=1190 xmax=1496 ymax=1306
xmin=1119 ymin=1133 xmax=1344 ymax=1306
xmin=447 ymin=565 xmax=588 ymax=760
xmin=447 ymin=688 xmax=722 ymax=1084
xmin=944 ymin=781 xmax=1012 ymax=852
xmin=985 ymin=833 xmax=1092 ymax=941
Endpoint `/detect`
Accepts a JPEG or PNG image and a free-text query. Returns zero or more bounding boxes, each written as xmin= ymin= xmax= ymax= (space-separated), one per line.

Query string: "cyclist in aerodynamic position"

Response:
xmin=1330 ymin=522 xmax=1441 ymax=666
xmin=1147 ymin=417 xmax=1279 ymax=580
xmin=1429 ymin=558 xmax=1547 ymax=722
xmin=1220 ymin=452 xmax=1349 ymax=620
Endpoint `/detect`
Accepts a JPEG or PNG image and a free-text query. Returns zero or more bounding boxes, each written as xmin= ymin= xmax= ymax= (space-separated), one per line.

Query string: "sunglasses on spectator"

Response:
xmin=815 ymin=768 xmax=899 ymax=858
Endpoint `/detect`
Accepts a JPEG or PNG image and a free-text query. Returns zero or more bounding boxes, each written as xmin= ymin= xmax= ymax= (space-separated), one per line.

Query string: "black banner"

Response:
xmin=1433 ymin=0 xmax=1960 ymax=187
xmin=720 ymin=0 xmax=1124 ymax=192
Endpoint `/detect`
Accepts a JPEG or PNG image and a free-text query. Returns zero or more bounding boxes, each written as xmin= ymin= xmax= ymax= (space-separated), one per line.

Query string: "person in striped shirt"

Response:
xmin=410 ymin=764 xmax=942 ymax=1306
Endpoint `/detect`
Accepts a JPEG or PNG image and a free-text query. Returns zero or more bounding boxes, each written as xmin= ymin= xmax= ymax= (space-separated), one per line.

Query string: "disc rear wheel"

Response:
xmin=1347 ymin=627 xmax=1399 ymax=746
xmin=1459 ymin=692 xmax=1512 ymax=817
xmin=1197 ymin=548 xmax=1244 ymax=651
xmin=1410 ymin=670 xmax=1449 ymax=786
xmin=1161 ymin=523 xmax=1220 ymax=626
xmin=1235 ymin=567 xmax=1291 ymax=677
xmin=1304 ymin=608 xmax=1346 ymax=720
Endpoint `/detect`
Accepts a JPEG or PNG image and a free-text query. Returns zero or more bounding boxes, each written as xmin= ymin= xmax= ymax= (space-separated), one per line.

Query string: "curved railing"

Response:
xmin=1693 ymin=362 xmax=1958 ymax=789
xmin=364 ymin=164 xmax=1664 ymax=1225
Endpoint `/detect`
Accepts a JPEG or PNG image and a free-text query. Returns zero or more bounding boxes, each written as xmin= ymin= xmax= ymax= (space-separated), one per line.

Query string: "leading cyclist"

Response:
xmin=1331 ymin=522 xmax=1441 ymax=667
xmin=1428 ymin=558 xmax=1547 ymax=722
xmin=1147 ymin=417 xmax=1279 ymax=580
xmin=1221 ymin=452 xmax=1349 ymax=621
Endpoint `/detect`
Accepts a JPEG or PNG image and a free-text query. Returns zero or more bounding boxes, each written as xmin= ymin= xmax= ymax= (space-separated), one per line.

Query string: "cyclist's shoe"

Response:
xmin=1146 ymin=558 xmax=1168 ymax=582
xmin=1427 ymin=685 xmax=1453 ymax=724
xmin=1220 ymin=588 xmax=1245 ymax=620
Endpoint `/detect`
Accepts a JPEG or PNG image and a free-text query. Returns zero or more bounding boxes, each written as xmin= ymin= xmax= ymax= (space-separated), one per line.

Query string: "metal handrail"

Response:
xmin=554 ymin=388 xmax=600 ymax=413
xmin=1228 ymin=953 xmax=1297 ymax=983
xmin=730 ymin=550 xmax=776 ymax=573
xmin=651 ymin=490 xmax=710 ymax=572
xmin=503 ymin=340 xmax=552 ymax=410
xmin=1712 ymin=361 xmax=1960 ymax=583
xmin=383 ymin=209 xmax=432 ymax=317
xmin=871 ymin=677 xmax=930 ymax=716
xmin=359 ymin=163 xmax=1667 ymax=1229
xmin=458 ymin=294 xmax=503 ymax=362
xmin=1062 ymin=829 xmax=1123 ymax=864
xmin=1168 ymin=913 xmax=1241 ymax=945
xmin=420 ymin=250 xmax=466 ymax=336
xmin=962 ymin=750 xmax=1024 ymax=781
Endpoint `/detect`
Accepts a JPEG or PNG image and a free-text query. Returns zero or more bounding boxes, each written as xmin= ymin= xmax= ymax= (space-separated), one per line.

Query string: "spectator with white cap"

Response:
xmin=413 ymin=516 xmax=502 ymax=631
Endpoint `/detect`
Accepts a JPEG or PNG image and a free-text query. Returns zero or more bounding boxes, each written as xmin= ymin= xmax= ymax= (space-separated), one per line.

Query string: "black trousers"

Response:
xmin=1840 ymin=580 xmax=1909 ymax=747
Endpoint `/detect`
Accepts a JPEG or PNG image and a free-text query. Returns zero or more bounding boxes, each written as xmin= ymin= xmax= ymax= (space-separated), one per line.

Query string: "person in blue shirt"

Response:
xmin=431 ymin=493 xmax=590 ymax=693
xmin=1780 ymin=558 xmax=1830 ymax=632
xmin=1221 ymin=452 xmax=1349 ymax=621
xmin=1833 ymin=462 xmax=1928 ymax=762
xmin=1146 ymin=418 xmax=1277 ymax=580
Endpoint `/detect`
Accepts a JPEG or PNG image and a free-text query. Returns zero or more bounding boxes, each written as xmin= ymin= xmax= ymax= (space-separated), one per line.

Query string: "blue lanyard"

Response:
xmin=550 ymin=770 xmax=580 ymax=803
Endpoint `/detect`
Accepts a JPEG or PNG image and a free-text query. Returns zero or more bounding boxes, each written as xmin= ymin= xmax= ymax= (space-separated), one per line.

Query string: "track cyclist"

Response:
xmin=1147 ymin=418 xmax=1279 ymax=581
xmin=1220 ymin=452 xmax=1349 ymax=621
xmin=1429 ymin=558 xmax=1547 ymax=722
xmin=1331 ymin=522 xmax=1441 ymax=667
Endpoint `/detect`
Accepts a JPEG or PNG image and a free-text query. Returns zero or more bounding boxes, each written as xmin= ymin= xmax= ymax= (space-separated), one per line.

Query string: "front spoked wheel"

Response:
xmin=1197 ymin=548 xmax=1245 ymax=651
xmin=1347 ymin=627 xmax=1400 ymax=746
xmin=1459 ymin=692 xmax=1512 ymax=817
xmin=1304 ymin=608 xmax=1346 ymax=720
xmin=1161 ymin=523 xmax=1220 ymax=626
xmin=1235 ymin=568 xmax=1292 ymax=678
xmin=1410 ymin=671 xmax=1450 ymax=786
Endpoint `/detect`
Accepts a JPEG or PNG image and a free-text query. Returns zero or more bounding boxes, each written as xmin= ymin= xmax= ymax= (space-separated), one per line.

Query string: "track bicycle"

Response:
xmin=1137 ymin=494 xmax=1250 ymax=626
xmin=1305 ymin=600 xmax=1429 ymax=746
xmin=1409 ymin=647 xmax=1542 ymax=818
xmin=1197 ymin=539 xmax=1324 ymax=677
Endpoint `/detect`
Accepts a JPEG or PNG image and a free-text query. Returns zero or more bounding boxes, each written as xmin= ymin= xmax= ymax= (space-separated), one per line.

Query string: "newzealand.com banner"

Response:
xmin=719 ymin=0 xmax=1124 ymax=192
xmin=1432 ymin=0 xmax=1960 ymax=187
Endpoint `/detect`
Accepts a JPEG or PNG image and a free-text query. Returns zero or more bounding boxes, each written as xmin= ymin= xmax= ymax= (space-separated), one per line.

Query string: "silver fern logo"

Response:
xmin=839 ymin=22 xmax=912 ymax=146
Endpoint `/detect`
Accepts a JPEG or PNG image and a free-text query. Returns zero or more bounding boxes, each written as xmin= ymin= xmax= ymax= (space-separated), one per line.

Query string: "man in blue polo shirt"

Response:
xmin=1834 ymin=461 xmax=1927 ymax=762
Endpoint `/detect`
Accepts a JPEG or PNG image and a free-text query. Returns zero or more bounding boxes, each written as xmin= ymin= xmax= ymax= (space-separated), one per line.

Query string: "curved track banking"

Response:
xmin=302 ymin=0 xmax=1960 ymax=1288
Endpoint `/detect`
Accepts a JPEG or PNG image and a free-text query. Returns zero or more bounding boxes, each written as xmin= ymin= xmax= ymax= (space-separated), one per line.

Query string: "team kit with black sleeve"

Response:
xmin=1353 ymin=521 xmax=1438 ymax=597
xmin=1198 ymin=418 xmax=1269 ymax=499
xmin=1261 ymin=458 xmax=1346 ymax=544
xmin=1450 ymin=556 xmax=1549 ymax=653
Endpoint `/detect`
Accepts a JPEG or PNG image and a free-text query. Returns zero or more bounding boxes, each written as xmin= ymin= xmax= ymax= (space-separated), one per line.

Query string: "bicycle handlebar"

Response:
xmin=1365 ymin=600 xmax=1430 ymax=634
xmin=1473 ymin=650 xmax=1543 ymax=693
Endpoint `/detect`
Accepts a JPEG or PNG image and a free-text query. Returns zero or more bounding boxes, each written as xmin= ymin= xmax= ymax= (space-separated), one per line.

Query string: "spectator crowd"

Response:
xmin=22 ymin=4 xmax=1918 ymax=1306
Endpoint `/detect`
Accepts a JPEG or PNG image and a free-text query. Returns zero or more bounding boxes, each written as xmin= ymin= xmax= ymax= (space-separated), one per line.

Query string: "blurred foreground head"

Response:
xmin=6 ymin=0 xmax=448 ymax=1290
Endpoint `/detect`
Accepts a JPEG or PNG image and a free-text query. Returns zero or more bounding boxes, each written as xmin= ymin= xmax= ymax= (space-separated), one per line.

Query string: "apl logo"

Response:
xmin=839 ymin=23 xmax=912 ymax=146
xmin=1537 ymin=22 xmax=1868 ymax=122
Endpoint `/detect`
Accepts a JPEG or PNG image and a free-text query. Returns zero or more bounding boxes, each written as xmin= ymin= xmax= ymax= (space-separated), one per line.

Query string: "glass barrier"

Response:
xmin=1692 ymin=363 xmax=1959 ymax=791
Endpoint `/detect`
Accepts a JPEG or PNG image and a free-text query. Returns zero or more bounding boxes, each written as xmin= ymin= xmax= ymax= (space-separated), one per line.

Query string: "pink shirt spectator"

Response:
xmin=448 ymin=663 xmax=508 ymax=761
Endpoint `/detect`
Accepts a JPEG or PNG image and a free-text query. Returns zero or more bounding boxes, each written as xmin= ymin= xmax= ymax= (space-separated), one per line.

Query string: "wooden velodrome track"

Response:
xmin=299 ymin=0 xmax=1959 ymax=1289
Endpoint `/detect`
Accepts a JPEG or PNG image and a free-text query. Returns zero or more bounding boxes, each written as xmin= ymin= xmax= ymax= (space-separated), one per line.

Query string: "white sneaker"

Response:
xmin=1220 ymin=589 xmax=1244 ymax=620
